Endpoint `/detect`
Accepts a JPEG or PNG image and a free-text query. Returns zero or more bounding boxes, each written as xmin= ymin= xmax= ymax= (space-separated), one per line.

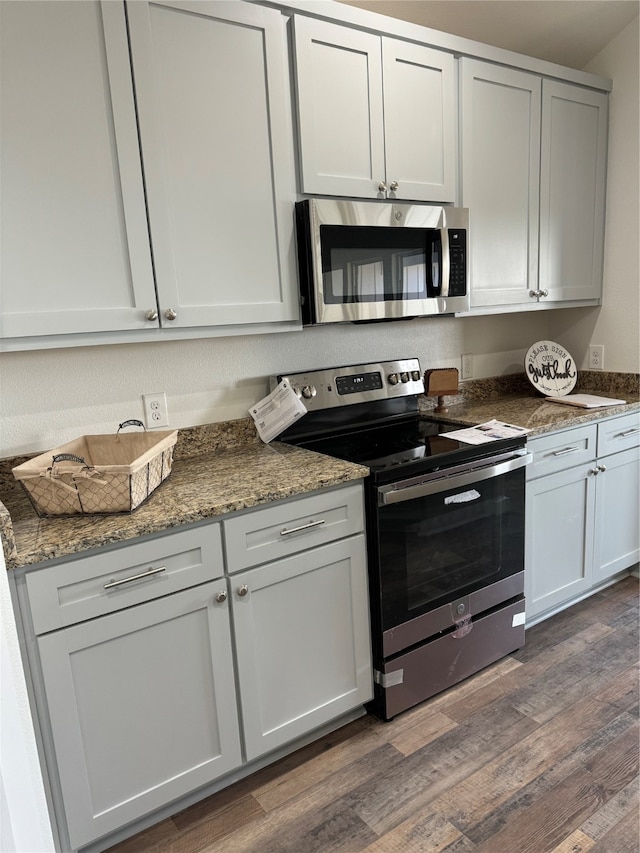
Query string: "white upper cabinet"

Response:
xmin=539 ymin=81 xmax=608 ymax=303
xmin=0 ymin=0 xmax=157 ymax=339
xmin=292 ymin=16 xmax=456 ymax=202
xmin=460 ymin=60 xmax=541 ymax=310
xmin=460 ymin=61 xmax=607 ymax=314
xmin=127 ymin=0 xmax=299 ymax=329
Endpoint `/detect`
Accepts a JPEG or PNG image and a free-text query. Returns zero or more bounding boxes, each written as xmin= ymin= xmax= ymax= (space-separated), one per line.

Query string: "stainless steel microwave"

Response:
xmin=295 ymin=198 xmax=470 ymax=325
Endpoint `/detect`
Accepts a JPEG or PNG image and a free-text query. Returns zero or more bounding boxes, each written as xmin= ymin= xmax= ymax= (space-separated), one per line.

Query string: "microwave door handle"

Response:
xmin=377 ymin=452 xmax=533 ymax=505
xmin=440 ymin=228 xmax=450 ymax=297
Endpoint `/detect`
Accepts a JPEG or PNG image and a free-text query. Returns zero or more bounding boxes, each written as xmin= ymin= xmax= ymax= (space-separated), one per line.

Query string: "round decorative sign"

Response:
xmin=525 ymin=340 xmax=577 ymax=397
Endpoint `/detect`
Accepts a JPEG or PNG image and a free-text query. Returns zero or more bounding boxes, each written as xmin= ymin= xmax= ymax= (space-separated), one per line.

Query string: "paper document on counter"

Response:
xmin=440 ymin=419 xmax=530 ymax=445
xmin=249 ymin=380 xmax=307 ymax=443
xmin=544 ymin=394 xmax=626 ymax=408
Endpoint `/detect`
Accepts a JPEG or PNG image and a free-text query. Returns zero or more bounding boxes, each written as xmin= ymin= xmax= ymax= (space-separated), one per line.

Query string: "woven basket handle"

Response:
xmin=117 ymin=419 xmax=146 ymax=434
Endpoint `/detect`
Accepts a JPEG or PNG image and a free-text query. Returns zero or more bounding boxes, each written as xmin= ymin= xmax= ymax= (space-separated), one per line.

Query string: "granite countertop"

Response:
xmin=0 ymin=424 xmax=368 ymax=571
xmin=2 ymin=370 xmax=638 ymax=572
xmin=420 ymin=371 xmax=640 ymax=436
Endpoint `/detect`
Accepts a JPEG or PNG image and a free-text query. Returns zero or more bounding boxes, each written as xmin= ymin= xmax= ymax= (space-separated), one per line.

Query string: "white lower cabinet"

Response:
xmin=38 ymin=581 xmax=241 ymax=851
xmin=525 ymin=413 xmax=639 ymax=622
xmin=16 ymin=483 xmax=371 ymax=851
xmin=230 ymin=537 xmax=372 ymax=761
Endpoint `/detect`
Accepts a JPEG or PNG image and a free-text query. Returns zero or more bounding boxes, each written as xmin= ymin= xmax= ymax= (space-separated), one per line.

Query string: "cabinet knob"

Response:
xmin=389 ymin=180 xmax=399 ymax=192
xmin=590 ymin=468 xmax=600 ymax=475
xmin=378 ymin=181 xmax=387 ymax=193
xmin=145 ymin=309 xmax=158 ymax=321
xmin=237 ymin=584 xmax=249 ymax=597
xmin=164 ymin=308 xmax=177 ymax=321
xmin=215 ymin=590 xmax=228 ymax=603
xmin=597 ymin=464 xmax=607 ymax=473
xmin=540 ymin=290 xmax=549 ymax=298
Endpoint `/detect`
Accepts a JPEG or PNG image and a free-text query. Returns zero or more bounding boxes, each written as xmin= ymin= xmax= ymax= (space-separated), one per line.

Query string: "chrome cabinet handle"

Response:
xmin=389 ymin=180 xmax=399 ymax=192
xmin=104 ymin=566 xmax=166 ymax=589
xmin=529 ymin=289 xmax=549 ymax=298
xmin=215 ymin=590 xmax=227 ymax=603
xmin=145 ymin=309 xmax=158 ymax=321
xmin=280 ymin=519 xmax=326 ymax=537
xmin=164 ymin=308 xmax=177 ymax=321
xmin=237 ymin=584 xmax=249 ymax=597
xmin=597 ymin=464 xmax=607 ymax=473
xmin=617 ymin=428 xmax=640 ymax=437
xmin=378 ymin=181 xmax=387 ymax=193
xmin=540 ymin=290 xmax=549 ymax=297
xmin=551 ymin=446 xmax=579 ymax=456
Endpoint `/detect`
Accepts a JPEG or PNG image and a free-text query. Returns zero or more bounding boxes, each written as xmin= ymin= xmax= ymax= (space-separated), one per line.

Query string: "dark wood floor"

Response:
xmin=108 ymin=576 xmax=639 ymax=853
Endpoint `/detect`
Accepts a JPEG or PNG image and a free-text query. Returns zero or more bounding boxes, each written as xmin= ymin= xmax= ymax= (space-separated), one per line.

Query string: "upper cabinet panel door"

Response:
xmin=127 ymin=0 xmax=299 ymax=328
xmin=0 ymin=0 xmax=157 ymax=339
xmin=292 ymin=16 xmax=385 ymax=198
xmin=460 ymin=59 xmax=541 ymax=309
xmin=539 ymin=82 xmax=608 ymax=303
xmin=382 ymin=39 xmax=456 ymax=202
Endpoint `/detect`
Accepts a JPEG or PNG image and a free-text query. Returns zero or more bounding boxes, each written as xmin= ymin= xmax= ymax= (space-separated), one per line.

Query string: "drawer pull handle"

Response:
xmin=616 ymin=428 xmax=639 ymax=437
xmin=280 ymin=519 xmax=326 ymax=537
xmin=551 ymin=446 xmax=579 ymax=456
xmin=104 ymin=566 xmax=166 ymax=589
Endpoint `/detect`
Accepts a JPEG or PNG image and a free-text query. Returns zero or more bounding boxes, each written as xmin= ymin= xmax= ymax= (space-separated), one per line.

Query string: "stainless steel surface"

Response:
xmin=273 ymin=358 xmax=423 ymax=410
xmin=103 ymin=566 xmax=166 ymax=589
xmin=618 ymin=428 xmax=640 ymax=437
xmin=304 ymin=198 xmax=469 ymax=323
xmin=279 ymin=519 xmax=326 ymax=537
xmin=377 ymin=450 xmax=532 ymax=505
xmin=382 ymin=572 xmax=524 ymax=657
xmin=379 ymin=598 xmax=525 ymax=719
xmin=215 ymin=590 xmax=228 ymax=603
xmin=164 ymin=308 xmax=177 ymax=320
xmin=237 ymin=584 xmax=249 ymax=597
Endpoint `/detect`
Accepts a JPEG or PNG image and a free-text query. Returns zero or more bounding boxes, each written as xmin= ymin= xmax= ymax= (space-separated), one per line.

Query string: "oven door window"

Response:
xmin=320 ymin=225 xmax=442 ymax=303
xmin=377 ymin=468 xmax=525 ymax=631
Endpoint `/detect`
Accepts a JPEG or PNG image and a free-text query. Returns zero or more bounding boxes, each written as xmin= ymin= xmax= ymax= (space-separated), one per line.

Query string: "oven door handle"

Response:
xmin=377 ymin=452 xmax=532 ymax=505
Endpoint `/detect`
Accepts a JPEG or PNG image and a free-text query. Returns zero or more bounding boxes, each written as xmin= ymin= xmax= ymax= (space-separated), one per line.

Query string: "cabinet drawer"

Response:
xmin=224 ymin=484 xmax=365 ymax=572
xmin=26 ymin=524 xmax=223 ymax=634
xmin=526 ymin=425 xmax=597 ymax=480
xmin=597 ymin=411 xmax=640 ymax=456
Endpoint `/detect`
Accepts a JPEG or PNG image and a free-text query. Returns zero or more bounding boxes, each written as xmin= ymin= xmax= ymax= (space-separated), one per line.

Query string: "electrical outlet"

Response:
xmin=461 ymin=353 xmax=474 ymax=380
xmin=589 ymin=345 xmax=604 ymax=370
xmin=142 ymin=392 xmax=169 ymax=428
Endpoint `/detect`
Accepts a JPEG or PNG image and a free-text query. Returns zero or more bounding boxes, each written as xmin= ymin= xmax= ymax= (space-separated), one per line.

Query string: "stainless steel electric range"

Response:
xmin=274 ymin=358 xmax=531 ymax=720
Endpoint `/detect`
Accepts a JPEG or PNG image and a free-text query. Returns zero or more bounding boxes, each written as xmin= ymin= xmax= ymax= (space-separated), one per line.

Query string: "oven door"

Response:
xmin=374 ymin=450 xmax=530 ymax=647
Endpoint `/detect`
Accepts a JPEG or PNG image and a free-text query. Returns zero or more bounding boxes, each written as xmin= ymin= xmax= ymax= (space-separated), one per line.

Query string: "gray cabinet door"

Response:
xmin=37 ymin=581 xmax=241 ymax=850
xmin=127 ymin=0 xmax=298 ymax=329
xmin=230 ymin=536 xmax=372 ymax=761
xmin=593 ymin=446 xmax=640 ymax=582
xmin=0 ymin=0 xmax=157 ymax=339
xmin=539 ymin=81 xmax=607 ymax=303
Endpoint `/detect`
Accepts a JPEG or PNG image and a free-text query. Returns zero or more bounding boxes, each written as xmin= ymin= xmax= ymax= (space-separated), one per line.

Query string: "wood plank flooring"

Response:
xmin=106 ymin=577 xmax=639 ymax=853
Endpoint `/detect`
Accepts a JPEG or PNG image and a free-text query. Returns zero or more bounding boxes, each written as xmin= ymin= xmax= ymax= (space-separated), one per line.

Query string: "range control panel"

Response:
xmin=272 ymin=359 xmax=424 ymax=412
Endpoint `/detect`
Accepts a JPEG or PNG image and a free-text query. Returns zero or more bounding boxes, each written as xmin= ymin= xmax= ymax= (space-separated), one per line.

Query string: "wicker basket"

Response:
xmin=12 ymin=420 xmax=178 ymax=516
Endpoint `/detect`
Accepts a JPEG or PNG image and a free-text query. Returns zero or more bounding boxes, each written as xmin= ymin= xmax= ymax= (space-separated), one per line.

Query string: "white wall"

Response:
xmin=548 ymin=15 xmax=640 ymax=373
xmin=2 ymin=15 xmax=639 ymax=459
xmin=0 ymin=312 xmax=551 ymax=456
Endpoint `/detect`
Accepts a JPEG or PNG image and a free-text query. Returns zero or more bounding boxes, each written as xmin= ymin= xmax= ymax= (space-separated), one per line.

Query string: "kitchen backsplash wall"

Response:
xmin=2 ymin=312 xmax=550 ymax=456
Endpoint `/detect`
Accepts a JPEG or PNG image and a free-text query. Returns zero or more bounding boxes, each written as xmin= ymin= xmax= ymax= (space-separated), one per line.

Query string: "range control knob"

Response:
xmin=400 ymin=372 xmax=410 ymax=383
xmin=388 ymin=373 xmax=399 ymax=385
xmin=292 ymin=385 xmax=303 ymax=399
xmin=411 ymin=370 xmax=421 ymax=381
xmin=301 ymin=385 xmax=317 ymax=399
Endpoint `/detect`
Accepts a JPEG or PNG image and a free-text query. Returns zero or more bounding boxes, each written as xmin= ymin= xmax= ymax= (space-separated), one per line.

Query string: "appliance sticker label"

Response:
xmin=249 ymin=380 xmax=307 ymax=443
xmin=374 ymin=669 xmax=404 ymax=688
xmin=512 ymin=612 xmax=526 ymax=627
xmin=445 ymin=489 xmax=481 ymax=504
